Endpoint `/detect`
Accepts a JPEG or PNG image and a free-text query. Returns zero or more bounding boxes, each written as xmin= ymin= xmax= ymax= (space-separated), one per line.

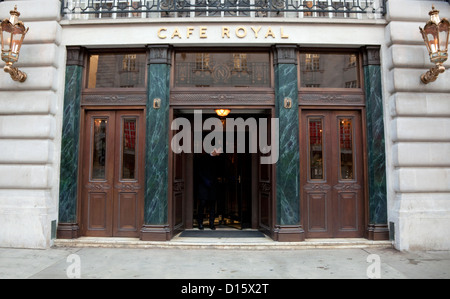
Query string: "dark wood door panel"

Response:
xmin=172 ymin=126 xmax=185 ymax=232
xmin=113 ymin=110 xmax=144 ymax=237
xmin=337 ymin=192 xmax=358 ymax=230
xmin=87 ymin=192 xmax=110 ymax=234
xmin=115 ymin=192 xmax=139 ymax=236
xmin=301 ymin=109 xmax=364 ymax=238
xmin=306 ymin=192 xmax=328 ymax=233
xmin=82 ymin=111 xmax=115 ymax=237
xmin=81 ymin=110 xmax=144 ymax=238
xmin=259 ymin=191 xmax=270 ymax=229
xmin=258 ymin=153 xmax=272 ymax=231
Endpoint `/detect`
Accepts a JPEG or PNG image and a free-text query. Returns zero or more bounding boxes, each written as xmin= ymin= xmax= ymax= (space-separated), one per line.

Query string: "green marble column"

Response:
xmin=141 ymin=45 xmax=172 ymax=241
xmin=57 ymin=47 xmax=85 ymax=239
xmin=273 ymin=45 xmax=304 ymax=241
xmin=362 ymin=46 xmax=388 ymax=240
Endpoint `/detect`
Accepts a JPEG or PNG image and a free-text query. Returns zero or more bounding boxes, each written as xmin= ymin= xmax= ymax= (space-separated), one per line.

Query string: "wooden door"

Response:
xmin=81 ymin=110 xmax=144 ymax=237
xmin=301 ymin=110 xmax=364 ymax=238
xmin=172 ymin=149 xmax=185 ymax=234
xmin=258 ymin=117 xmax=273 ymax=235
xmin=238 ymin=153 xmax=252 ymax=228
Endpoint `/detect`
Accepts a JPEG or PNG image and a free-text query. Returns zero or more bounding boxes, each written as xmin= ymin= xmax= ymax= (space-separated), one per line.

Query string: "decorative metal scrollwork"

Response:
xmin=61 ymin=0 xmax=387 ymax=19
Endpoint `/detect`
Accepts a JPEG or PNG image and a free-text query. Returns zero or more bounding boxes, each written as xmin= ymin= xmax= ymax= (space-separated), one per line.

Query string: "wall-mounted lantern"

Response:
xmin=0 ymin=6 xmax=28 ymax=82
xmin=419 ymin=5 xmax=450 ymax=84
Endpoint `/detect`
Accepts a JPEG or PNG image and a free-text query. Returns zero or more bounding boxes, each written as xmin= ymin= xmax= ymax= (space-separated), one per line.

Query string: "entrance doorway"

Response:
xmin=80 ymin=110 xmax=145 ymax=237
xmin=171 ymin=110 xmax=273 ymax=235
xmin=194 ymin=151 xmax=252 ymax=230
xmin=300 ymin=110 xmax=365 ymax=238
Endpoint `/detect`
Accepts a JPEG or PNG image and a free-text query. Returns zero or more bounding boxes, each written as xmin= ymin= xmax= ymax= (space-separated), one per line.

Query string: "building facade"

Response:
xmin=0 ymin=0 xmax=448 ymax=251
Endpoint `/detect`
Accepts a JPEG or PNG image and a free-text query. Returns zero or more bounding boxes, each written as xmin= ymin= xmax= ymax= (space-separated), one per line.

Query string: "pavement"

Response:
xmin=1 ymin=231 xmax=450 ymax=281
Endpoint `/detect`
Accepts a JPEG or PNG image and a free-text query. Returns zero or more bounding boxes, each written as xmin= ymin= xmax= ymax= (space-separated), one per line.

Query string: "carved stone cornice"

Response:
xmin=66 ymin=46 xmax=86 ymax=67
xmin=361 ymin=46 xmax=381 ymax=66
xmin=147 ymin=45 xmax=172 ymax=65
xmin=273 ymin=45 xmax=298 ymax=65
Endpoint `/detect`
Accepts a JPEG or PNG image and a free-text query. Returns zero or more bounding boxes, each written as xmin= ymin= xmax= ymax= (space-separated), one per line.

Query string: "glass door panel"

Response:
xmin=338 ymin=117 xmax=354 ymax=180
xmin=308 ymin=117 xmax=324 ymax=180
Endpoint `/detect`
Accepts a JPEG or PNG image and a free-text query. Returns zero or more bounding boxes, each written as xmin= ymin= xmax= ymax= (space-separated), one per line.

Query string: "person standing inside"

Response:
xmin=196 ymin=148 xmax=222 ymax=230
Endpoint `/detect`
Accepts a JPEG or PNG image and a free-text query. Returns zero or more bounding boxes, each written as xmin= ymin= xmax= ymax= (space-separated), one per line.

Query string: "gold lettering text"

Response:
xmin=222 ymin=27 xmax=230 ymax=38
xmin=171 ymin=28 xmax=182 ymax=39
xmin=235 ymin=27 xmax=247 ymax=38
xmin=280 ymin=27 xmax=289 ymax=39
xmin=187 ymin=27 xmax=194 ymax=38
xmin=199 ymin=27 xmax=208 ymax=38
xmin=157 ymin=27 xmax=167 ymax=39
xmin=265 ymin=27 xmax=275 ymax=39
xmin=251 ymin=26 xmax=262 ymax=38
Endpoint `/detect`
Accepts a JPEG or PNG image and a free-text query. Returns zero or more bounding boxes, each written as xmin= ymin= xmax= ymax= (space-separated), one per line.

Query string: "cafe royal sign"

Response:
xmin=157 ymin=26 xmax=290 ymax=40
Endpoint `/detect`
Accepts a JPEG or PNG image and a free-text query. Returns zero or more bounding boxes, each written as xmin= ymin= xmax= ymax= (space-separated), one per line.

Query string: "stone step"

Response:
xmin=53 ymin=236 xmax=393 ymax=250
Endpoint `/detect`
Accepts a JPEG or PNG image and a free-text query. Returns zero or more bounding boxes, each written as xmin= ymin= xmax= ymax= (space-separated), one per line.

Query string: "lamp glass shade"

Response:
xmin=420 ymin=7 xmax=450 ymax=65
xmin=0 ymin=21 xmax=26 ymax=64
xmin=439 ymin=20 xmax=450 ymax=54
xmin=215 ymin=109 xmax=231 ymax=117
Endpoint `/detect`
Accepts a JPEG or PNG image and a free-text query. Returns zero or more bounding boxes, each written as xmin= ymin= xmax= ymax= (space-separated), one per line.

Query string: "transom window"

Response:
xmin=174 ymin=51 xmax=271 ymax=88
xmin=87 ymin=52 xmax=147 ymax=89
xmin=300 ymin=52 xmax=360 ymax=89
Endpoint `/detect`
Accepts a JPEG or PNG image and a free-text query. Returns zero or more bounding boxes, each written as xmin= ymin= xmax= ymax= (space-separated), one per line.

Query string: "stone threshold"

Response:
xmin=53 ymin=236 xmax=393 ymax=250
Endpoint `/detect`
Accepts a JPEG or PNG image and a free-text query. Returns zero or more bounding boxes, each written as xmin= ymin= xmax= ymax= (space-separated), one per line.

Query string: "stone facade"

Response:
xmin=0 ymin=0 xmax=64 ymax=248
xmin=0 ymin=0 xmax=448 ymax=250
xmin=384 ymin=0 xmax=450 ymax=250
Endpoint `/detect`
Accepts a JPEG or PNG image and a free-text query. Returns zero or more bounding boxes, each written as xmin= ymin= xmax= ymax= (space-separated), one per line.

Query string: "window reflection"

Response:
xmin=92 ymin=118 xmax=107 ymax=180
xmin=233 ymin=53 xmax=248 ymax=72
xmin=309 ymin=118 xmax=324 ymax=180
xmin=339 ymin=118 xmax=354 ymax=180
xmin=300 ymin=53 xmax=359 ymax=88
xmin=88 ymin=53 xmax=146 ymax=89
xmin=175 ymin=52 xmax=270 ymax=88
xmin=122 ymin=118 xmax=137 ymax=180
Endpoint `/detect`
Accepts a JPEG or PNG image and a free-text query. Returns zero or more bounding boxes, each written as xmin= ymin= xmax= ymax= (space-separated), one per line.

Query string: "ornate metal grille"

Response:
xmin=61 ymin=0 xmax=386 ymax=19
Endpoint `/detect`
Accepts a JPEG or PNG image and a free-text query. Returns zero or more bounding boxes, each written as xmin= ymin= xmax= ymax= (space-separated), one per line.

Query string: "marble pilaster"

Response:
xmin=57 ymin=47 xmax=85 ymax=239
xmin=141 ymin=45 xmax=172 ymax=241
xmin=273 ymin=45 xmax=304 ymax=241
xmin=362 ymin=46 xmax=388 ymax=240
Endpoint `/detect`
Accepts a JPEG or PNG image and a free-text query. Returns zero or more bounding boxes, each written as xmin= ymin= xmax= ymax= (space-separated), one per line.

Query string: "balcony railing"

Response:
xmin=61 ymin=0 xmax=386 ymax=20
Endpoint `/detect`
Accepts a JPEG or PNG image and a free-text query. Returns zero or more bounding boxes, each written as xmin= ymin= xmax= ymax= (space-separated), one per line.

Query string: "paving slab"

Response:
xmin=1 ymin=242 xmax=449 ymax=280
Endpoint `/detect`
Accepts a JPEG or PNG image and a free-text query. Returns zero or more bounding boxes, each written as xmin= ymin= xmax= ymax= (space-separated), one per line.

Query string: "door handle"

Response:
xmin=284 ymin=97 xmax=292 ymax=109
xmin=153 ymin=98 xmax=161 ymax=109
